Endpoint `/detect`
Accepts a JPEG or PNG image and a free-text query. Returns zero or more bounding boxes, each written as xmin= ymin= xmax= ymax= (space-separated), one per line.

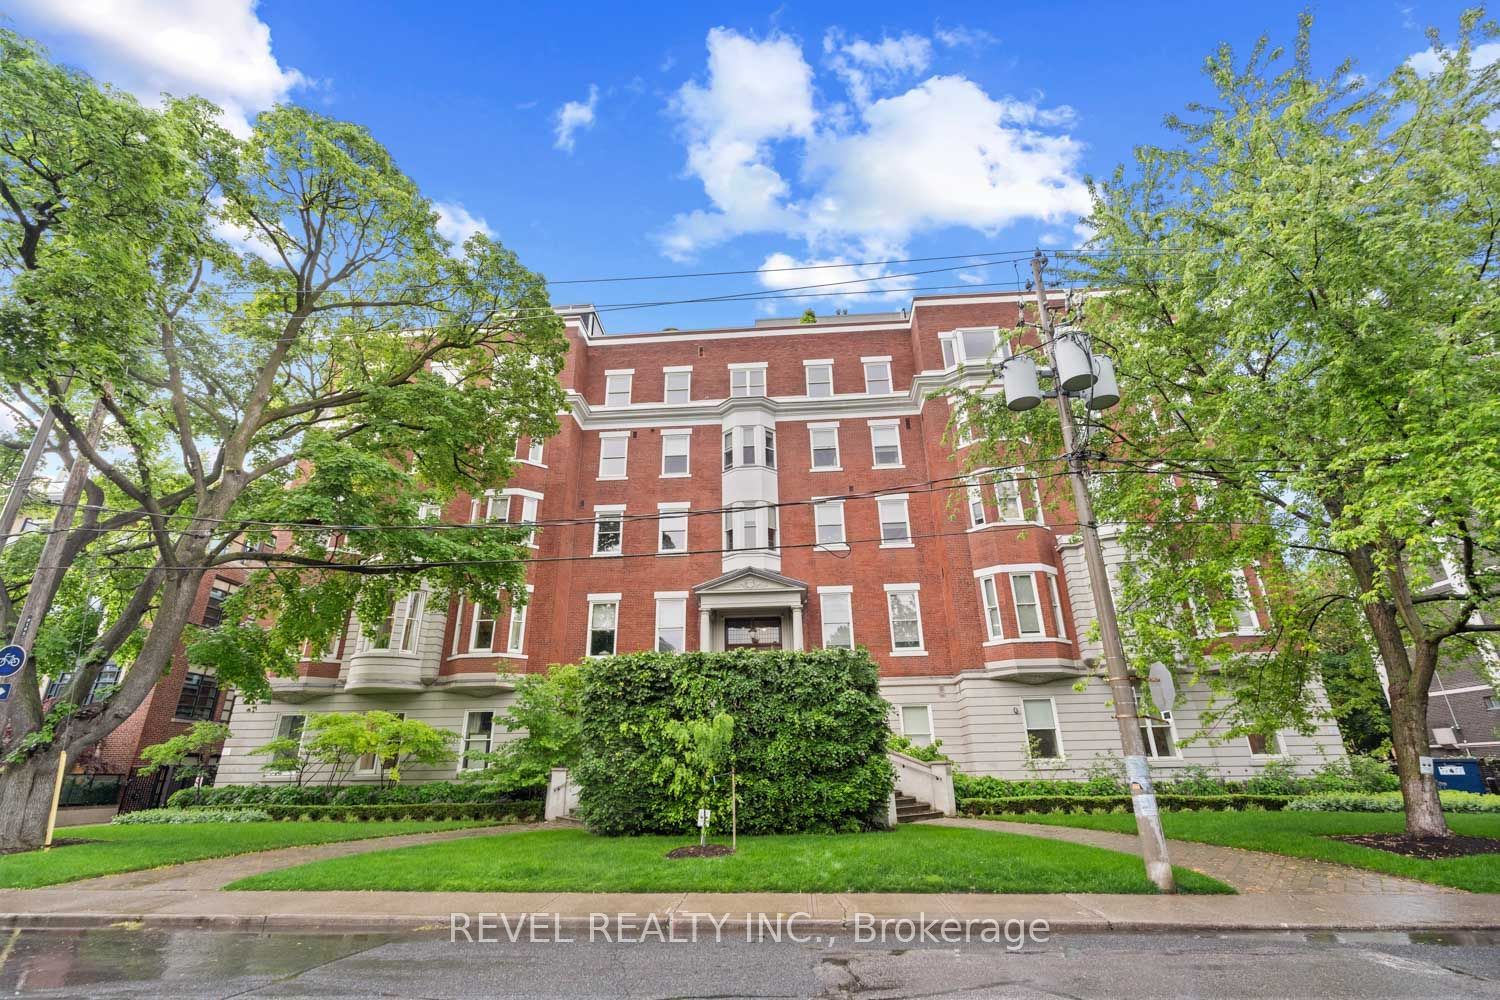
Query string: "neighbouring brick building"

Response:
xmin=216 ymin=291 xmax=1348 ymax=786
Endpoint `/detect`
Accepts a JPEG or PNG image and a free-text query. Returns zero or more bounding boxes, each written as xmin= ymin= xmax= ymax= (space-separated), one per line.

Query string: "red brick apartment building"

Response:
xmin=215 ymin=291 xmax=1347 ymax=786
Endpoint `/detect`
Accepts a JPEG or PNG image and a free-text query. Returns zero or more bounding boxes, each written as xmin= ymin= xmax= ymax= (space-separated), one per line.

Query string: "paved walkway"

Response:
xmin=929 ymin=817 xmax=1459 ymax=895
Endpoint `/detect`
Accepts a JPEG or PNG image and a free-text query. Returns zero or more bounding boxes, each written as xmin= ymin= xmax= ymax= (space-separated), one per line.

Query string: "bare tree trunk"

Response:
xmin=1359 ymin=586 xmax=1450 ymax=839
xmin=0 ymin=750 xmax=64 ymax=851
xmin=1390 ymin=648 xmax=1449 ymax=839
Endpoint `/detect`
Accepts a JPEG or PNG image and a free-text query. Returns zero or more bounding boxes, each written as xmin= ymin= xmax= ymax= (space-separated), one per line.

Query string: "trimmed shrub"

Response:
xmin=574 ymin=649 xmax=893 ymax=836
xmin=112 ymin=808 xmax=273 ymax=824
xmin=167 ymin=781 xmax=544 ymax=810
xmin=961 ymin=794 xmax=1294 ymax=815
xmin=237 ymin=803 xmax=541 ymax=822
xmin=1287 ymin=791 xmax=1500 ymax=813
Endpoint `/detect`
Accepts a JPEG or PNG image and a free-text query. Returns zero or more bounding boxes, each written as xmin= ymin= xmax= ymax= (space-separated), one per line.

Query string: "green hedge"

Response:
xmin=1287 ymin=791 xmax=1500 ymax=813
xmin=113 ymin=808 xmax=273 ymax=824
xmin=961 ymin=793 xmax=1294 ymax=815
xmin=953 ymin=756 xmax=1398 ymax=804
xmin=169 ymin=781 xmax=543 ymax=810
xmin=187 ymin=803 xmax=543 ymax=822
xmin=574 ymin=649 xmax=893 ymax=836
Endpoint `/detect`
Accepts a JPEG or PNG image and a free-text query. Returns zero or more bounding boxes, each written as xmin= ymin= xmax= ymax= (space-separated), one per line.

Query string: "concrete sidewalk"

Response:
xmin=1 ymin=885 xmax=1496 ymax=935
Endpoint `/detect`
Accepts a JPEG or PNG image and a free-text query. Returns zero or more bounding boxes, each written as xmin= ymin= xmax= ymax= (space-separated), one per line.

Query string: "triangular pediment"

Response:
xmin=692 ymin=566 xmax=808 ymax=595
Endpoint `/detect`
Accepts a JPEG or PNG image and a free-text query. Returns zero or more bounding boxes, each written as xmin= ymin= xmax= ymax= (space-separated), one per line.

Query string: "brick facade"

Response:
xmin=217 ymin=292 xmax=1349 ymax=785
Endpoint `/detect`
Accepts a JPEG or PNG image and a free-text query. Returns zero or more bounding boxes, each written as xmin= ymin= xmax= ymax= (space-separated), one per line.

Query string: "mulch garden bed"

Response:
xmin=665 ymin=844 xmax=735 ymax=859
xmin=1330 ymin=833 xmax=1500 ymax=860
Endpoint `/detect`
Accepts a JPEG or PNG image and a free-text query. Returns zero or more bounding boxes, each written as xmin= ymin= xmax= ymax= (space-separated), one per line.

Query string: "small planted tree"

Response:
xmin=661 ymin=713 xmax=735 ymax=848
xmin=251 ymin=711 xmax=456 ymax=787
xmin=461 ymin=664 xmax=583 ymax=791
xmin=136 ymin=721 xmax=231 ymax=806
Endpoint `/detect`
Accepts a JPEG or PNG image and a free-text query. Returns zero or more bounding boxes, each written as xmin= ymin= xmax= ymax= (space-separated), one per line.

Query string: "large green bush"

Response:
xmin=574 ymin=649 xmax=893 ymax=835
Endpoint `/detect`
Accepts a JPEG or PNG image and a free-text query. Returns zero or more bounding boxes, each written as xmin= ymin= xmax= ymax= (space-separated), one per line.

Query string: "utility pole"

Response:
xmin=1029 ymin=251 xmax=1176 ymax=893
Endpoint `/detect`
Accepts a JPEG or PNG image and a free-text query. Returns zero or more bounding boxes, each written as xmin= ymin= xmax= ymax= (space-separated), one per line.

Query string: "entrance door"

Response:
xmin=724 ymin=617 xmax=783 ymax=650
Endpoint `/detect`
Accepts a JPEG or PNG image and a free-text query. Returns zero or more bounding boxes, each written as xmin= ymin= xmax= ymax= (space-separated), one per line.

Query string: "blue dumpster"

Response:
xmin=1433 ymin=758 xmax=1485 ymax=793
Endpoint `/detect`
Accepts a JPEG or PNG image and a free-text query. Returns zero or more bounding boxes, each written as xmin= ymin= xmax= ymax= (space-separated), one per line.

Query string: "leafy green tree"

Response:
xmin=660 ymin=712 xmax=735 ymax=845
xmin=462 ymin=663 xmax=584 ymax=791
xmin=0 ymin=31 xmax=566 ymax=849
xmin=137 ymin=721 xmax=231 ymax=805
xmin=1056 ymin=10 xmax=1499 ymax=837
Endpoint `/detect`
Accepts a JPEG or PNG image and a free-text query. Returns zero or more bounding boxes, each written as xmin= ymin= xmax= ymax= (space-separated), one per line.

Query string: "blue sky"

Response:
xmin=3 ymin=1 xmax=1476 ymax=330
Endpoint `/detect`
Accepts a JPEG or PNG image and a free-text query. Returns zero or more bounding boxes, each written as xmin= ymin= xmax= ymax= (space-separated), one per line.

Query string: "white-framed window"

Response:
xmin=957 ymin=327 xmax=1004 ymax=364
xmin=593 ymin=507 xmax=624 ymax=555
xmin=995 ymin=474 xmax=1028 ymax=521
xmin=516 ymin=493 xmax=540 ymax=548
xmin=655 ymin=594 xmax=688 ymax=653
xmin=721 ymin=426 xmax=774 ymax=470
xmin=966 ymin=481 xmax=987 ymax=527
xmin=809 ymin=424 xmax=840 ymax=470
xmin=722 ymin=502 xmax=778 ymax=551
xmin=814 ymin=500 xmax=846 ymax=548
xmin=863 ymin=357 xmax=893 ymax=394
xmin=819 ymin=586 xmax=854 ymax=649
xmin=804 ymin=360 xmax=834 ymax=397
xmin=1135 ymin=690 xmax=1177 ymax=758
xmin=729 ymin=364 xmax=766 ymax=397
xmin=980 ymin=575 xmax=1004 ymax=639
xmin=1022 ymin=698 xmax=1063 ymax=759
xmin=271 ymin=714 xmax=307 ymax=767
xmin=869 ymin=421 xmax=902 ymax=468
xmin=604 ymin=370 xmax=633 ymax=407
xmin=482 ymin=491 xmax=509 ymax=523
xmin=885 ymin=584 xmax=924 ymax=653
xmin=658 ymin=503 xmax=689 ymax=554
xmin=661 ymin=430 xmax=691 ymax=477
xmin=1010 ymin=573 xmax=1043 ymax=636
xmin=939 ymin=334 xmax=958 ymax=369
xmin=460 ymin=710 xmax=495 ymax=770
xmin=663 ymin=367 xmax=692 ymax=404
xmin=587 ymin=596 xmax=619 ymax=657
xmin=506 ymin=587 xmax=531 ymax=655
xmin=368 ymin=592 xmax=424 ymax=653
xmin=598 ymin=433 xmax=629 ymax=479
xmin=1047 ymin=575 xmax=1068 ymax=639
xmin=470 ymin=601 xmax=497 ymax=652
xmin=354 ymin=709 xmax=405 ymax=774
xmin=417 ymin=501 xmax=443 ymax=521
xmin=523 ymin=439 xmax=544 ymax=465
xmin=1247 ymin=732 xmax=1282 ymax=756
xmin=1231 ymin=569 xmax=1262 ymax=634
xmin=878 ymin=496 xmax=911 ymax=547
xmin=899 ymin=705 xmax=933 ymax=747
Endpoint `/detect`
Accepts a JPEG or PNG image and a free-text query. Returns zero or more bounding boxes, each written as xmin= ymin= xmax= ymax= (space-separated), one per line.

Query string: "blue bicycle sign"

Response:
xmin=0 ymin=645 xmax=27 ymax=678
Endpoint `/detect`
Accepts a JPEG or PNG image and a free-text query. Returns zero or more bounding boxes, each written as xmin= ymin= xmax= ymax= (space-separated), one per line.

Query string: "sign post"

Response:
xmin=42 ymin=751 xmax=68 ymax=850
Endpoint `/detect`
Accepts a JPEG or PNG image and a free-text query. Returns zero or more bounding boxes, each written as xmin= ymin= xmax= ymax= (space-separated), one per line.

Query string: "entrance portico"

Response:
xmin=692 ymin=567 xmax=808 ymax=652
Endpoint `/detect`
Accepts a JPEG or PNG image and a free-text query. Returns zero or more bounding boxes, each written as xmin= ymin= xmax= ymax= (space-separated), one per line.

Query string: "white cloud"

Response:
xmin=433 ymin=202 xmax=494 ymax=253
xmin=1408 ymin=40 xmax=1500 ymax=76
xmin=661 ymin=28 xmax=816 ymax=259
xmin=824 ymin=29 xmax=931 ymax=106
xmin=6 ymin=0 xmax=307 ymax=136
xmin=756 ymin=245 xmax=918 ymax=309
xmin=661 ymin=28 xmax=1088 ymax=264
xmin=553 ymin=84 xmax=599 ymax=153
xmin=934 ymin=24 xmax=998 ymax=49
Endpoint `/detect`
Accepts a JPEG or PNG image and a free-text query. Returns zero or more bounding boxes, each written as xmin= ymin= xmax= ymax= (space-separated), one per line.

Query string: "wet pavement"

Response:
xmin=0 ymin=927 xmax=1497 ymax=998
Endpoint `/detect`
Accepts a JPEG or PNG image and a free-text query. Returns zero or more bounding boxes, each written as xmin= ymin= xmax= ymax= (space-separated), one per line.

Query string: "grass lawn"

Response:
xmin=0 ymin=821 xmax=487 ymax=890
xmin=227 ymin=824 xmax=1230 ymax=894
xmin=989 ymin=811 xmax=1500 ymax=892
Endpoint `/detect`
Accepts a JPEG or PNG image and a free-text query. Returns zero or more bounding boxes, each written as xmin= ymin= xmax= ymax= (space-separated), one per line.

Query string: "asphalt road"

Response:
xmin=0 ymin=927 xmax=1497 ymax=998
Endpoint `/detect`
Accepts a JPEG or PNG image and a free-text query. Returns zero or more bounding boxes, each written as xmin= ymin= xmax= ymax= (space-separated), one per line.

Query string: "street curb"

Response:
xmin=4 ymin=911 xmax=1498 ymax=936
